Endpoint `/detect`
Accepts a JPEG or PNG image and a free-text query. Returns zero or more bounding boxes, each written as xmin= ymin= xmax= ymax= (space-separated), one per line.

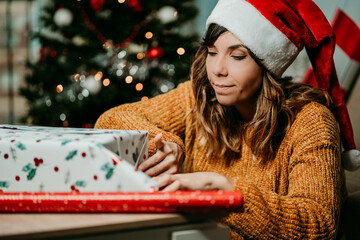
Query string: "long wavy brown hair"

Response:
xmin=191 ymin=24 xmax=334 ymax=161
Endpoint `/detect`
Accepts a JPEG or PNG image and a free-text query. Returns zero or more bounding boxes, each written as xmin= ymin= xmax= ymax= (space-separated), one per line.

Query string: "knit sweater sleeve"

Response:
xmin=224 ymin=102 xmax=345 ymax=239
xmin=94 ymin=81 xmax=193 ymax=155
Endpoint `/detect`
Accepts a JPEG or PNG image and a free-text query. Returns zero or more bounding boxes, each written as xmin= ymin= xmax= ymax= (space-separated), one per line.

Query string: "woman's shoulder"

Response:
xmin=290 ymin=101 xmax=339 ymax=140
xmin=296 ymin=102 xmax=335 ymax=122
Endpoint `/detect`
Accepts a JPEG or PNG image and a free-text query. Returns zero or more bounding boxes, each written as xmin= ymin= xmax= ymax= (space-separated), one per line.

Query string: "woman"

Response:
xmin=95 ymin=0 xmax=352 ymax=238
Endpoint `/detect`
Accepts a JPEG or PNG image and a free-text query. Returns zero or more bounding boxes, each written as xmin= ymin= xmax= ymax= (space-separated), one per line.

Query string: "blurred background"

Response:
xmin=0 ymin=0 xmax=359 ymax=146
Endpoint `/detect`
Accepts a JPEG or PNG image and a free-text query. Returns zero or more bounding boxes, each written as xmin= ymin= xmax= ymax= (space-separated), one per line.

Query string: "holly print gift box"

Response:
xmin=0 ymin=125 xmax=157 ymax=192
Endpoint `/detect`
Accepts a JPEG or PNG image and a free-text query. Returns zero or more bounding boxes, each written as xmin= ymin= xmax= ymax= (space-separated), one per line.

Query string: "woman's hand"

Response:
xmin=154 ymin=172 xmax=234 ymax=191
xmin=136 ymin=133 xmax=184 ymax=177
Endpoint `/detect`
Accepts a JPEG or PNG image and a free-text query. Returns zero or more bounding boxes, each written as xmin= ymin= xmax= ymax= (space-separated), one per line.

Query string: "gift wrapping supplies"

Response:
xmin=0 ymin=125 xmax=243 ymax=213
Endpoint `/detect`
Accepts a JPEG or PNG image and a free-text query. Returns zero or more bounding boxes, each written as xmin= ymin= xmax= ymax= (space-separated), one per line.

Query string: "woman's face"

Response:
xmin=206 ymin=31 xmax=263 ymax=110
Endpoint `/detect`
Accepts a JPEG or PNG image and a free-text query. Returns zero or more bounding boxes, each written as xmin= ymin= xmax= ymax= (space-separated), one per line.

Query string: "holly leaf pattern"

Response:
xmin=106 ymin=168 xmax=114 ymax=180
xmin=27 ymin=168 xmax=37 ymax=180
xmin=96 ymin=143 xmax=104 ymax=148
xmin=74 ymin=180 xmax=87 ymax=187
xmin=65 ymin=150 xmax=77 ymax=160
xmin=101 ymin=163 xmax=114 ymax=180
xmin=16 ymin=142 xmax=26 ymax=150
xmin=132 ymin=148 xmax=139 ymax=163
xmin=61 ymin=139 xmax=72 ymax=146
xmin=22 ymin=163 xmax=34 ymax=172
xmin=101 ymin=163 xmax=111 ymax=171
xmin=0 ymin=181 xmax=10 ymax=188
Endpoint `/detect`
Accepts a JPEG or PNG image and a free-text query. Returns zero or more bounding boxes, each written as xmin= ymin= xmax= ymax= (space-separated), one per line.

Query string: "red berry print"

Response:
xmin=125 ymin=149 xmax=128 ymax=155
xmin=71 ymin=185 xmax=76 ymax=191
xmin=132 ymin=141 xmax=134 ymax=146
xmin=113 ymin=136 xmax=117 ymax=140
xmin=143 ymin=154 xmax=146 ymax=159
xmin=82 ymin=152 xmax=86 ymax=157
xmin=54 ymin=166 xmax=59 ymax=172
xmin=34 ymin=158 xmax=43 ymax=167
xmin=15 ymin=176 xmax=20 ymax=181
xmin=120 ymin=136 xmax=123 ymax=141
xmin=4 ymin=153 xmax=9 ymax=159
xmin=36 ymin=140 xmax=41 ymax=143
xmin=11 ymin=139 xmax=15 ymax=142
xmin=93 ymin=175 xmax=98 ymax=180
xmin=112 ymin=158 xmax=122 ymax=165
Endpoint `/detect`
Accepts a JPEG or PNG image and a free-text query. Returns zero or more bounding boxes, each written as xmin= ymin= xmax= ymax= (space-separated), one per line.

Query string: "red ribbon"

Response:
xmin=0 ymin=191 xmax=243 ymax=213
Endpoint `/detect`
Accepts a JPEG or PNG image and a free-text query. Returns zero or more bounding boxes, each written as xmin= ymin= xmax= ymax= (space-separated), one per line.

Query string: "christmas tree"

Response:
xmin=21 ymin=0 xmax=199 ymax=127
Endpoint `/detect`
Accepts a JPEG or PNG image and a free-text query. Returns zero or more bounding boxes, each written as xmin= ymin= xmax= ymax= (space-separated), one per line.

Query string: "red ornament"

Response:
xmin=127 ymin=0 xmax=143 ymax=12
xmin=39 ymin=47 xmax=48 ymax=62
xmin=50 ymin=48 xmax=57 ymax=58
xmin=90 ymin=0 xmax=105 ymax=12
xmin=146 ymin=47 xmax=163 ymax=60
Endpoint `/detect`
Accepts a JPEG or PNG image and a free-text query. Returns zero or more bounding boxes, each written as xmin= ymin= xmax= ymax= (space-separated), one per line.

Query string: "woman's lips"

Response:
xmin=212 ymin=83 xmax=235 ymax=94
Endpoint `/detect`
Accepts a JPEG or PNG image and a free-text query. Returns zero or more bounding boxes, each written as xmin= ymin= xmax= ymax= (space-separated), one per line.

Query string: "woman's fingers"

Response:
xmin=154 ymin=133 xmax=164 ymax=150
xmin=154 ymin=174 xmax=173 ymax=189
xmin=144 ymin=154 xmax=178 ymax=177
xmin=162 ymin=180 xmax=181 ymax=192
xmin=154 ymin=172 xmax=235 ymax=191
xmin=137 ymin=133 xmax=165 ymax=172
xmin=137 ymin=152 xmax=163 ymax=172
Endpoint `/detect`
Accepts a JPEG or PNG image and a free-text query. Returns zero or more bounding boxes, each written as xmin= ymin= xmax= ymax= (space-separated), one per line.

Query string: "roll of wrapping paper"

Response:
xmin=0 ymin=190 xmax=243 ymax=213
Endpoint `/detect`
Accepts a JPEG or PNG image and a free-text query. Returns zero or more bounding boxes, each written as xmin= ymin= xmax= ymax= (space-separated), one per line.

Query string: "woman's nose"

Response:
xmin=213 ymin=56 xmax=228 ymax=77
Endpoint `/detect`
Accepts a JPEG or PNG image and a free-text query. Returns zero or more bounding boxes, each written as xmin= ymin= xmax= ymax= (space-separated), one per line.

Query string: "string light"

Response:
xmin=103 ymin=78 xmax=110 ymax=86
xmin=177 ymin=47 xmax=185 ymax=55
xmin=56 ymin=84 xmax=64 ymax=93
xmin=74 ymin=73 xmax=80 ymax=82
xmin=137 ymin=53 xmax=145 ymax=60
xmin=94 ymin=71 xmax=103 ymax=81
xmin=116 ymin=69 xmax=123 ymax=76
xmin=141 ymin=96 xmax=149 ymax=101
xmin=135 ymin=83 xmax=143 ymax=91
xmin=125 ymin=76 xmax=133 ymax=84
xmin=145 ymin=32 xmax=153 ymax=39
xmin=118 ymin=0 xmax=125 ymax=3
xmin=60 ymin=113 xmax=66 ymax=121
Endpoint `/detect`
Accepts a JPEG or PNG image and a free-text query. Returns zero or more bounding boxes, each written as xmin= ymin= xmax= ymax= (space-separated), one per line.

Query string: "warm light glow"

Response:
xmin=56 ymin=84 xmax=64 ymax=93
xmin=118 ymin=0 xmax=125 ymax=3
xmin=145 ymin=32 xmax=153 ymax=39
xmin=74 ymin=73 xmax=80 ymax=82
xmin=135 ymin=83 xmax=143 ymax=91
xmin=103 ymin=78 xmax=110 ymax=87
xmin=94 ymin=71 xmax=103 ymax=81
xmin=177 ymin=47 xmax=185 ymax=55
xmin=141 ymin=96 xmax=149 ymax=101
xmin=125 ymin=76 xmax=133 ymax=84
xmin=137 ymin=53 xmax=145 ymax=60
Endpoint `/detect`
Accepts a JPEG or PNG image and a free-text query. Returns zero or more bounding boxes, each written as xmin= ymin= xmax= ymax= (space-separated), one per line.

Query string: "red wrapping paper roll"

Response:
xmin=0 ymin=190 xmax=243 ymax=213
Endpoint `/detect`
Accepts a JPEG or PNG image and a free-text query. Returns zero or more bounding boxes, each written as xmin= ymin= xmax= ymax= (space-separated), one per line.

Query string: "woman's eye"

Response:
xmin=207 ymin=51 xmax=216 ymax=56
xmin=232 ymin=55 xmax=246 ymax=60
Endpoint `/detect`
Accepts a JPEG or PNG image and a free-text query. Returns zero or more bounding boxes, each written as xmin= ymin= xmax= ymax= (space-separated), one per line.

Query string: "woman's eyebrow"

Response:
xmin=228 ymin=44 xmax=246 ymax=50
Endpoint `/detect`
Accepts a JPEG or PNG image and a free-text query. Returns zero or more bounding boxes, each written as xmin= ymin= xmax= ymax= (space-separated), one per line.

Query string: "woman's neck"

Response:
xmin=235 ymin=99 xmax=257 ymax=122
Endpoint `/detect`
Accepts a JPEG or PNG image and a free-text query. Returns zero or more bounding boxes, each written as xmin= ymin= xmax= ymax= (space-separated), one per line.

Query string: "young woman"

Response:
xmin=95 ymin=0 xmax=355 ymax=238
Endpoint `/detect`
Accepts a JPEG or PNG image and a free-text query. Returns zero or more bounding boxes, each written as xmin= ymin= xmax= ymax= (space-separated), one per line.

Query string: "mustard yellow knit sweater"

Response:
xmin=95 ymin=81 xmax=346 ymax=239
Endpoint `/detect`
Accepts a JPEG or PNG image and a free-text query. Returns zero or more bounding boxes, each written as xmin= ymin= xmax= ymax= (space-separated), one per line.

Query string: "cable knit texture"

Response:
xmin=95 ymin=81 xmax=346 ymax=239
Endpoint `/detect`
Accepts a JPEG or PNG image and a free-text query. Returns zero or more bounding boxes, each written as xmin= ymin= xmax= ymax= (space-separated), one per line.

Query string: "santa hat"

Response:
xmin=206 ymin=0 xmax=360 ymax=170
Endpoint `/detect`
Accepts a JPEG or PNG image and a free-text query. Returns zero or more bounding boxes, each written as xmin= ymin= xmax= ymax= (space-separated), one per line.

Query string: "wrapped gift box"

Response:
xmin=0 ymin=125 xmax=157 ymax=192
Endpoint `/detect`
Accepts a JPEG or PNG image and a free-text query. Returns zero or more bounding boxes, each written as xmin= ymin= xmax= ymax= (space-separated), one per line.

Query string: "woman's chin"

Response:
xmin=215 ymin=96 xmax=235 ymax=106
